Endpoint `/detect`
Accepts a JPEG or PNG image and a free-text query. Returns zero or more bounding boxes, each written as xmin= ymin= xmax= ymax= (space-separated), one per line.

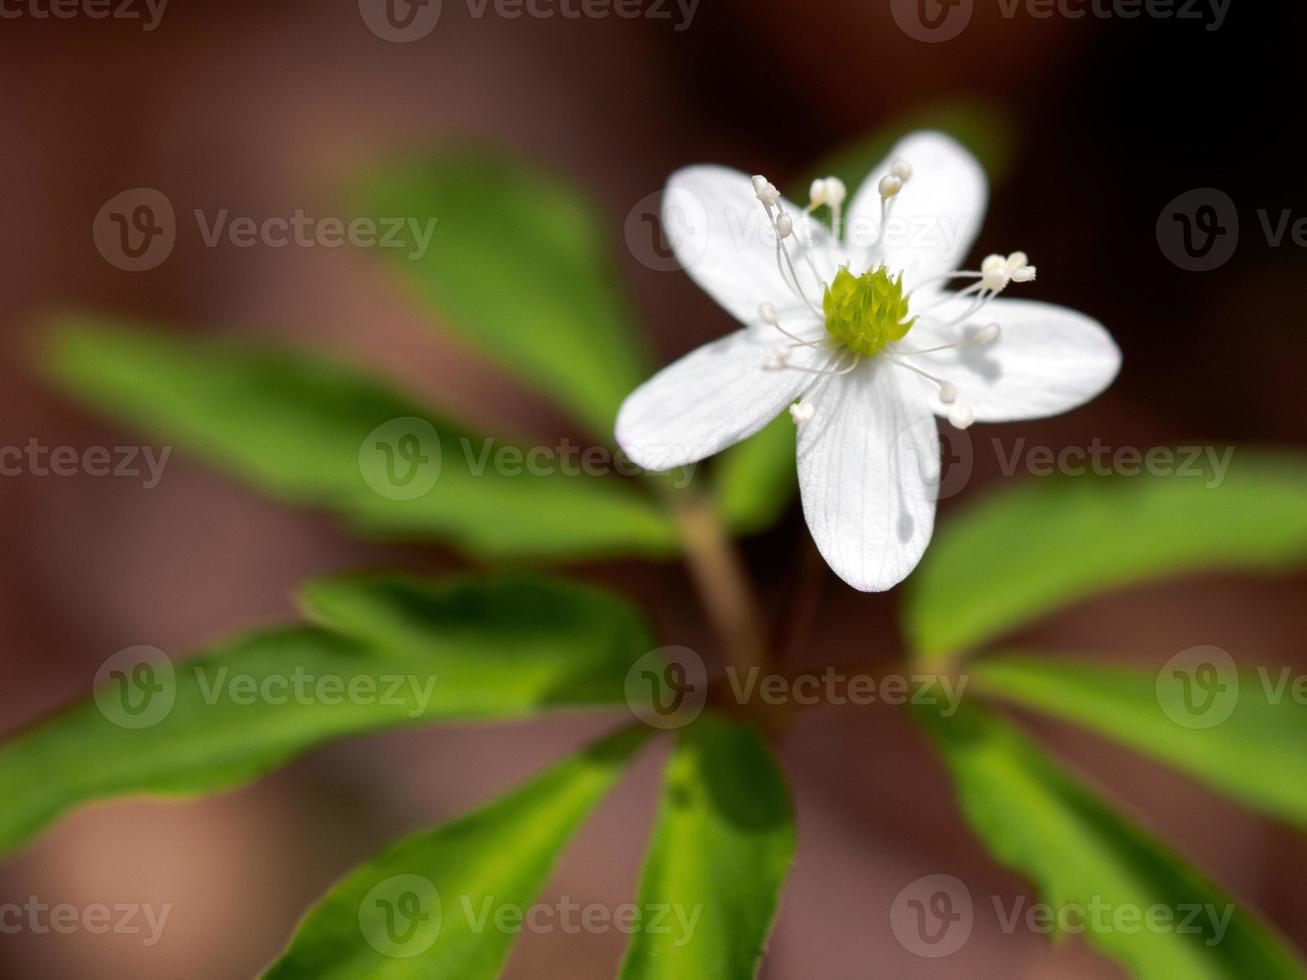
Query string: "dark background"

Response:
xmin=1 ymin=1 xmax=1304 ymax=976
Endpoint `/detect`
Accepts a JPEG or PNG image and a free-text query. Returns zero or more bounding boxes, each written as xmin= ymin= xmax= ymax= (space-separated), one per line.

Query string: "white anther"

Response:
xmin=938 ymin=381 xmax=958 ymax=404
xmin=824 ymin=176 xmax=847 ymax=207
xmin=759 ymin=302 xmax=778 ymax=324
xmin=789 ymin=401 xmax=815 ymax=425
xmin=890 ymin=158 xmax=913 ymax=182
xmin=763 ymin=346 xmax=791 ymax=371
xmin=971 ymin=322 xmax=1001 ymax=345
xmin=808 ymin=177 xmax=847 ymax=210
xmin=776 ymin=211 xmax=793 ymax=238
xmin=980 ymin=253 xmax=1010 ymax=292
xmin=1004 ymin=251 xmax=1036 ymax=282
xmin=753 ymin=175 xmax=781 ymax=206
xmin=878 ymin=175 xmax=902 ymax=199
xmin=948 ymin=402 xmax=975 ymax=430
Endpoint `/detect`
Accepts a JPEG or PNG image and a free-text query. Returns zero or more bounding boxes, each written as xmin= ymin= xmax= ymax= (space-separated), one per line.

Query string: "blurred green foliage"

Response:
xmin=0 ymin=574 xmax=653 ymax=857
xmin=268 ymin=727 xmax=652 ymax=979
xmin=621 ymin=714 xmax=793 ymax=979
xmin=920 ymin=702 xmax=1307 ymax=980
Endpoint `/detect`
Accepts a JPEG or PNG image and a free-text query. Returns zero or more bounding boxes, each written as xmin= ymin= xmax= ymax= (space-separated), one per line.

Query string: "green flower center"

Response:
xmin=822 ymin=265 xmax=915 ymax=357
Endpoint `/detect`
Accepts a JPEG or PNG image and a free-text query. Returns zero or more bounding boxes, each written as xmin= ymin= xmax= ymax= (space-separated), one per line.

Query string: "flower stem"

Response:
xmin=672 ymin=492 xmax=768 ymax=678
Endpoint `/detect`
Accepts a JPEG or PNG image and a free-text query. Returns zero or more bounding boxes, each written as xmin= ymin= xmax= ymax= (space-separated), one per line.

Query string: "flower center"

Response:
xmin=822 ymin=265 xmax=916 ymax=357
xmin=748 ymin=167 xmax=1035 ymax=430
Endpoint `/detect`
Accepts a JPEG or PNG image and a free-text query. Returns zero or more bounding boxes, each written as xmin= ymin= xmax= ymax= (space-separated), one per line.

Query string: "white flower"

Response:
xmin=616 ymin=132 xmax=1121 ymax=592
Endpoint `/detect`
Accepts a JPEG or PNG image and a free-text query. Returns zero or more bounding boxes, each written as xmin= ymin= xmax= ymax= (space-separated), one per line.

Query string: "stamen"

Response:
xmin=754 ymin=172 xmax=824 ymax=317
xmin=888 ymin=355 xmax=958 ymax=406
xmin=980 ymin=251 xmax=1037 ymax=293
xmin=758 ymin=304 xmax=821 ymax=346
xmin=804 ymin=176 xmax=848 ymax=245
xmin=948 ymin=402 xmax=975 ymax=430
xmin=789 ymin=401 xmax=815 ymax=425
xmin=872 ymin=159 xmax=912 ymax=245
xmin=892 ymin=321 xmax=1002 ymax=356
xmin=752 ymin=175 xmax=781 ymax=206
xmin=762 ymin=345 xmax=791 ymax=371
xmin=770 ymin=353 xmax=861 ymax=376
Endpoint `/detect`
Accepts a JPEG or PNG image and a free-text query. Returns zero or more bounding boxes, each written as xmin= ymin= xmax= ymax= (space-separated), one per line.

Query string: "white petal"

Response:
xmin=845 ymin=131 xmax=988 ymax=289
xmin=663 ymin=165 xmax=829 ymax=325
xmin=797 ymin=361 xmax=940 ymax=592
xmin=908 ymin=297 xmax=1121 ymax=422
xmin=616 ymin=323 xmax=834 ymax=471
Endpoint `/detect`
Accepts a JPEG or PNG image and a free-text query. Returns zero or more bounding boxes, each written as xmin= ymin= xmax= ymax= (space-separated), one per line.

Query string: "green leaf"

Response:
xmin=917 ymin=701 xmax=1306 ymax=980
xmin=620 ymin=713 xmax=794 ymax=980
xmin=304 ymin=573 xmax=655 ymax=706
xmin=265 ymin=726 xmax=651 ymax=979
xmin=796 ymin=98 xmax=1018 ymax=202
xmin=46 ymin=320 xmax=680 ymax=560
xmin=971 ymin=654 xmax=1307 ymax=829
xmin=713 ymin=415 xmax=796 ymax=535
xmin=906 ymin=454 xmax=1307 ymax=658
xmin=0 ymin=574 xmax=655 ymax=858
xmin=356 ymin=151 xmax=650 ymax=437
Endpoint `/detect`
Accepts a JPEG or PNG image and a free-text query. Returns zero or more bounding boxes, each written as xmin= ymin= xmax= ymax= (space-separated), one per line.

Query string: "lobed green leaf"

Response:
xmin=265 ymin=726 xmax=652 ymax=979
xmin=917 ymin=701 xmax=1306 ymax=980
xmin=0 ymin=574 xmax=654 ymax=857
xmin=906 ymin=454 xmax=1307 ymax=658
xmin=355 ymin=151 xmax=650 ymax=438
xmin=46 ymin=320 xmax=679 ymax=560
xmin=620 ymin=713 xmax=794 ymax=979
xmin=972 ymin=654 xmax=1307 ymax=829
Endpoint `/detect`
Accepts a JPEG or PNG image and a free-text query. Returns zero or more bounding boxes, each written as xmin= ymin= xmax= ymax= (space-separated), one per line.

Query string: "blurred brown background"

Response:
xmin=1 ymin=1 xmax=1305 ymax=977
